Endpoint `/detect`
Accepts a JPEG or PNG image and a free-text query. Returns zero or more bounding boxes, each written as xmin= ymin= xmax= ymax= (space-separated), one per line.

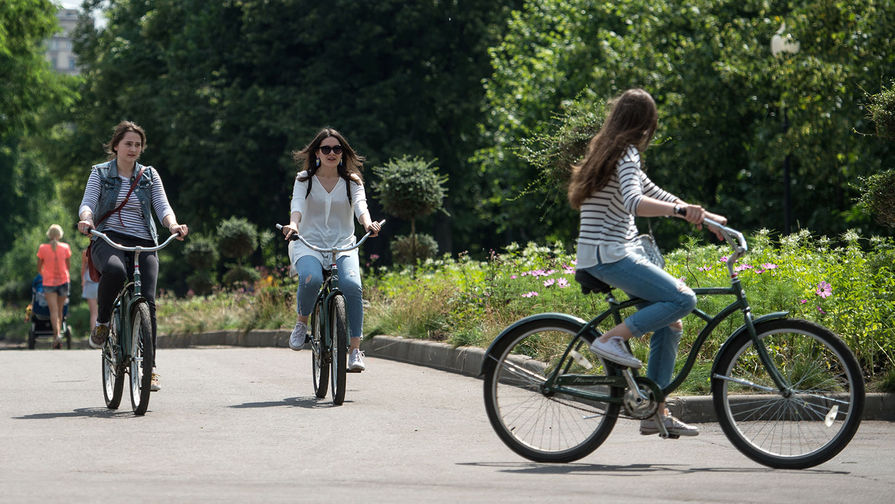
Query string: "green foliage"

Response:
xmin=858 ymin=170 xmax=895 ymax=228
xmin=373 ymin=156 xmax=448 ymax=222
xmin=868 ymin=80 xmax=895 ymax=140
xmin=390 ymin=233 xmax=439 ymax=265
xmin=222 ymin=265 xmax=260 ymax=287
xmin=366 ymin=229 xmax=895 ymax=390
xmin=478 ymin=0 xmax=895 ymax=247
xmin=217 ymin=217 xmax=258 ymax=261
xmin=182 ymin=234 xmax=219 ymax=270
xmin=186 ymin=269 xmax=216 ymax=296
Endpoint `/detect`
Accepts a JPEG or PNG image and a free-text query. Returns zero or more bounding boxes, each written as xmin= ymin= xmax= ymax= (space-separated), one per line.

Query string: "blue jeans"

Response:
xmin=294 ymin=254 xmax=364 ymax=340
xmin=583 ymin=255 xmax=696 ymax=388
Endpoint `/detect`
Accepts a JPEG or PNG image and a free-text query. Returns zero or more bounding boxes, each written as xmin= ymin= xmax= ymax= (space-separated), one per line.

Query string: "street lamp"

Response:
xmin=771 ymin=23 xmax=799 ymax=235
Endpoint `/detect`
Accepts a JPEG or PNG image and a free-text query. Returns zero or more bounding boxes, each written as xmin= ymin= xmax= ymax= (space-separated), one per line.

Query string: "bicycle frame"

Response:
xmin=531 ymin=218 xmax=794 ymax=407
xmin=90 ymin=230 xmax=181 ymax=364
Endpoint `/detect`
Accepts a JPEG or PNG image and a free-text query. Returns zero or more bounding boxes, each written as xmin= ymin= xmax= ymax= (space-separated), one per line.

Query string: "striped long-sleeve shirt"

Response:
xmin=78 ymin=167 xmax=174 ymax=241
xmin=576 ymin=145 xmax=679 ymax=268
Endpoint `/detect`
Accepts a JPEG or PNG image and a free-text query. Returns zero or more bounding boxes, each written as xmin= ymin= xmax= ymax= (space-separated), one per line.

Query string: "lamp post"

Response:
xmin=771 ymin=23 xmax=799 ymax=235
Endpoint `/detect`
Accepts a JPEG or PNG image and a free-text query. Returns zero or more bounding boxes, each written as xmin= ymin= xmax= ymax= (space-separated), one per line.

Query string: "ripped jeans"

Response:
xmin=294 ymin=254 xmax=364 ymax=340
xmin=582 ymin=254 xmax=697 ymax=388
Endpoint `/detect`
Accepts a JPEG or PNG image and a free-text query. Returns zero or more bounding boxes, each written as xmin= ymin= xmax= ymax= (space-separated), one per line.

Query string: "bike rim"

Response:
xmin=718 ymin=328 xmax=860 ymax=459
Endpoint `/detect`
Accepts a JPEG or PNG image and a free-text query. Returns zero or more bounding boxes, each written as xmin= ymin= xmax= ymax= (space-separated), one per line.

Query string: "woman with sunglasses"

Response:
xmin=280 ymin=128 xmax=381 ymax=372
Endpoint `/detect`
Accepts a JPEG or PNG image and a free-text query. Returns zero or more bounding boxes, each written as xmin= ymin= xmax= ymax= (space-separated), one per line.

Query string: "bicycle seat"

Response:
xmin=574 ymin=269 xmax=613 ymax=295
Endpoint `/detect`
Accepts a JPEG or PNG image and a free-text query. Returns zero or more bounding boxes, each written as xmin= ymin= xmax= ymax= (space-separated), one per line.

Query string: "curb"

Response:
xmin=57 ymin=331 xmax=895 ymax=422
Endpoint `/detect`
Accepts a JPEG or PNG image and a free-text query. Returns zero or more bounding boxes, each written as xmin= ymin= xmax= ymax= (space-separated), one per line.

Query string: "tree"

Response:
xmin=54 ymin=0 xmax=521 ymax=258
xmin=860 ymin=81 xmax=895 ymax=228
xmin=478 ymin=0 xmax=895 ymax=246
xmin=373 ymin=156 xmax=448 ymax=264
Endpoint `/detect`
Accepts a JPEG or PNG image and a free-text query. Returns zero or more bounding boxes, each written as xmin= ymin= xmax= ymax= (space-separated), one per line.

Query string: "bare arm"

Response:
xmin=162 ymin=214 xmax=189 ymax=240
xmin=281 ymin=211 xmax=302 ymax=240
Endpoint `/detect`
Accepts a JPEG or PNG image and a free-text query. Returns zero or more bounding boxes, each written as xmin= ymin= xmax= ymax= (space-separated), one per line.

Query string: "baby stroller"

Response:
xmin=28 ymin=274 xmax=72 ymax=349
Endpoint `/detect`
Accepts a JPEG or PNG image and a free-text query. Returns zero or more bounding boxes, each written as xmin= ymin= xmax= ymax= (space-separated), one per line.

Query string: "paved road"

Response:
xmin=1 ymin=348 xmax=893 ymax=503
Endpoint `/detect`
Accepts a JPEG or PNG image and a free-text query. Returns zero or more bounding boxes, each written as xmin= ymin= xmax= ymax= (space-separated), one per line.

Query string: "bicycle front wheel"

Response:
xmin=129 ymin=302 xmax=154 ymax=415
xmin=712 ymin=319 xmax=864 ymax=469
xmin=310 ymin=301 xmax=328 ymax=399
xmin=329 ymin=295 xmax=348 ymax=406
xmin=483 ymin=317 xmax=621 ymax=463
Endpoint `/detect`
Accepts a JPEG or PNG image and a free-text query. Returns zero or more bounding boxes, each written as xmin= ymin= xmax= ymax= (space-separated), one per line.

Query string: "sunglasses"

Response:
xmin=319 ymin=145 xmax=343 ymax=155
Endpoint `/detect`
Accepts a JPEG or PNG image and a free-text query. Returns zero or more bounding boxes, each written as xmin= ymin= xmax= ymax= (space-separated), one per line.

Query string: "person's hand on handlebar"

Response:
xmin=77 ymin=218 xmax=95 ymax=236
xmin=677 ymin=204 xmax=727 ymax=241
xmin=281 ymin=223 xmax=299 ymax=241
xmin=169 ymin=223 xmax=189 ymax=240
xmin=364 ymin=220 xmax=382 ymax=237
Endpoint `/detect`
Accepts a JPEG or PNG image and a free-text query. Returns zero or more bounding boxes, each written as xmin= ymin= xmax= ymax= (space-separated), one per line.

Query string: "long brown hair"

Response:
xmin=568 ymin=89 xmax=658 ymax=209
xmin=292 ymin=127 xmax=364 ymax=184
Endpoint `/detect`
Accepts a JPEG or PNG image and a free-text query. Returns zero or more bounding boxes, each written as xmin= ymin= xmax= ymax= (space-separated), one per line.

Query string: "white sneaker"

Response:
xmin=289 ymin=322 xmax=307 ymax=351
xmin=348 ymin=349 xmax=366 ymax=372
xmin=640 ymin=414 xmax=699 ymax=436
xmin=589 ymin=336 xmax=642 ymax=369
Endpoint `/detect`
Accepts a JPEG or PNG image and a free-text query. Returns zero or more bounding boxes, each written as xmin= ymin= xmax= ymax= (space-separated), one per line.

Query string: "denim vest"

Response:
xmin=92 ymin=159 xmax=159 ymax=245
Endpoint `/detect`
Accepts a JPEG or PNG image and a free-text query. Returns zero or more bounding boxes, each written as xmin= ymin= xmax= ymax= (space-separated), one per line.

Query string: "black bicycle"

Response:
xmin=90 ymin=229 xmax=182 ymax=415
xmin=481 ymin=218 xmax=864 ymax=469
xmin=277 ymin=222 xmax=383 ymax=405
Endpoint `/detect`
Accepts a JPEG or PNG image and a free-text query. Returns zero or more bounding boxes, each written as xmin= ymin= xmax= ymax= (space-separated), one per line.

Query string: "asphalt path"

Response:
xmin=1 ymin=347 xmax=893 ymax=503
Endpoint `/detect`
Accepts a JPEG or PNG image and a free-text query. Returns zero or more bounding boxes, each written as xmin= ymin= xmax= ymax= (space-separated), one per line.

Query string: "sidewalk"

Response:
xmin=20 ymin=330 xmax=894 ymax=422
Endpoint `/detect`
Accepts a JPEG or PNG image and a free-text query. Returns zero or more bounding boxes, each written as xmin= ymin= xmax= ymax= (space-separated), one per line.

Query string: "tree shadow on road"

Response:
xmin=13 ymin=408 xmax=136 ymax=420
xmin=458 ymin=462 xmax=848 ymax=476
xmin=229 ymin=396 xmax=350 ymax=409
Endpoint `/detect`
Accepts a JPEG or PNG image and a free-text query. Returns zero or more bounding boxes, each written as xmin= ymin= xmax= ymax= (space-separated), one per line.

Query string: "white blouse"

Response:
xmin=288 ymin=171 xmax=370 ymax=268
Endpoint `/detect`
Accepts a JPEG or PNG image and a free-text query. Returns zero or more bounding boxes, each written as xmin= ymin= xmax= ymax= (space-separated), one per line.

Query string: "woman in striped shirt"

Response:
xmin=569 ymin=89 xmax=726 ymax=437
xmin=77 ymin=121 xmax=189 ymax=391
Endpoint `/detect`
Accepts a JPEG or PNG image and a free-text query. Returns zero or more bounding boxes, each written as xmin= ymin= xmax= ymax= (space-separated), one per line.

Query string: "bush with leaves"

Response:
xmin=390 ymin=233 xmax=439 ymax=265
xmin=861 ymin=82 xmax=895 ymax=228
xmin=372 ymin=156 xmax=448 ymax=264
xmin=183 ymin=235 xmax=219 ymax=294
xmin=217 ymin=217 xmax=259 ymax=287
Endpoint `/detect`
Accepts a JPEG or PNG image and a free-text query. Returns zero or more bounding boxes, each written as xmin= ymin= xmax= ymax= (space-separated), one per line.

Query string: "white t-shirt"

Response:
xmin=288 ymin=171 xmax=370 ymax=268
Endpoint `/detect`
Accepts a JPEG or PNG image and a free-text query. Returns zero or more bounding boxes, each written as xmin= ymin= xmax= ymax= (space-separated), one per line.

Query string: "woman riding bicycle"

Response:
xmin=280 ymin=127 xmax=380 ymax=372
xmin=569 ymin=89 xmax=726 ymax=437
xmin=77 ymin=121 xmax=189 ymax=391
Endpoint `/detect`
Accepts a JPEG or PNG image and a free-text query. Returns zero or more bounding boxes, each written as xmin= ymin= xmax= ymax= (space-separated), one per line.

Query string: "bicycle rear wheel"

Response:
xmin=329 ymin=295 xmax=348 ymax=406
xmin=482 ymin=317 xmax=621 ymax=463
xmin=129 ymin=302 xmax=154 ymax=415
xmin=102 ymin=310 xmax=124 ymax=409
xmin=310 ymin=302 xmax=328 ymax=398
xmin=712 ymin=319 xmax=864 ymax=469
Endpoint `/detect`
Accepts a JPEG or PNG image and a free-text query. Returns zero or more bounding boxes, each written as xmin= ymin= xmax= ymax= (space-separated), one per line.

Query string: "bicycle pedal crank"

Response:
xmin=621 ymin=370 xmax=659 ymax=419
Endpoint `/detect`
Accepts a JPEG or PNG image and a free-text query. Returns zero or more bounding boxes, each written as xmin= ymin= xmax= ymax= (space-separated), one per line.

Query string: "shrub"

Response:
xmin=222 ymin=265 xmax=260 ymax=287
xmin=390 ymin=233 xmax=439 ymax=265
xmin=183 ymin=235 xmax=219 ymax=271
xmin=187 ymin=269 xmax=216 ymax=296
xmin=217 ymin=217 xmax=258 ymax=260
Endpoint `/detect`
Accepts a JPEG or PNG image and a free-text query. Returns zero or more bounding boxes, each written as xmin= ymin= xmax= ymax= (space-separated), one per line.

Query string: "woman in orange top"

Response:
xmin=36 ymin=224 xmax=71 ymax=348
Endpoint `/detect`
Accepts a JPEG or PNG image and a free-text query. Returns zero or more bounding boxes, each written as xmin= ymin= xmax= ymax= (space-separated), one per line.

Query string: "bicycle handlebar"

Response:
xmin=90 ymin=229 xmax=183 ymax=253
xmin=275 ymin=220 xmax=385 ymax=254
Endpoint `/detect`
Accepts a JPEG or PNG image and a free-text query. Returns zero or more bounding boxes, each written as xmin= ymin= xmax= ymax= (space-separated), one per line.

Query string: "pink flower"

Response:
xmin=370 ymin=254 xmax=380 ymax=261
xmin=816 ymin=281 xmax=833 ymax=299
xmin=817 ymin=306 xmax=826 ymax=314
xmin=521 ymin=291 xmax=539 ymax=298
xmin=720 ymin=256 xmax=729 ymax=262
xmin=734 ymin=264 xmax=753 ymax=272
xmin=557 ymin=278 xmax=570 ymax=288
xmin=698 ymin=265 xmax=712 ymax=272
xmin=543 ymin=278 xmax=555 ymax=287
xmin=762 ymin=263 xmax=778 ymax=270
xmin=800 ymin=299 xmax=807 ymax=304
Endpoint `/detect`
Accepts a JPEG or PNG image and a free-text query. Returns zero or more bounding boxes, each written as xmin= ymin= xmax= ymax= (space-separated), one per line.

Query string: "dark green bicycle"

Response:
xmin=481 ymin=219 xmax=864 ymax=469
xmin=91 ymin=229 xmax=182 ymax=416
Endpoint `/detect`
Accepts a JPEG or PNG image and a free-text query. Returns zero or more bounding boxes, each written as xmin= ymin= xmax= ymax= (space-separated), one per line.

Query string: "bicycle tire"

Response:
xmin=129 ymin=302 xmax=154 ymax=415
xmin=482 ymin=317 xmax=622 ymax=463
xmin=712 ymin=318 xmax=864 ymax=469
xmin=311 ymin=301 xmax=328 ymax=398
xmin=102 ymin=323 xmax=124 ymax=409
xmin=330 ymin=295 xmax=348 ymax=406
